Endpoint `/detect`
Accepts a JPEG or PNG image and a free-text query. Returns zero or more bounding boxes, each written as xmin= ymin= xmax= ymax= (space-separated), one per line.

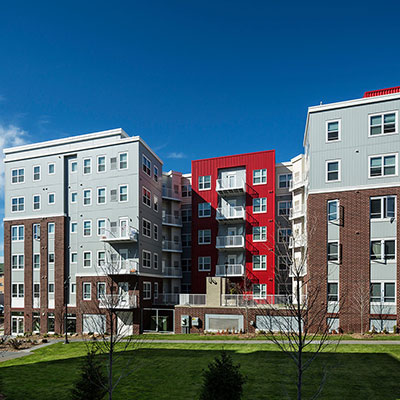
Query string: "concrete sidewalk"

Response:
xmin=0 ymin=340 xmax=57 ymax=363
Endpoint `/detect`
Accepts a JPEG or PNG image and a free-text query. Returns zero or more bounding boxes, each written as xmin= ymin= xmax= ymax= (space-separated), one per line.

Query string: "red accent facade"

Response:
xmin=191 ymin=151 xmax=276 ymax=294
xmin=363 ymin=86 xmax=400 ymax=98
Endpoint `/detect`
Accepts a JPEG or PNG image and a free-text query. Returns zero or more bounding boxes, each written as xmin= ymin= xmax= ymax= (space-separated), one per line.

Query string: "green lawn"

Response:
xmin=1 ymin=341 xmax=400 ymax=399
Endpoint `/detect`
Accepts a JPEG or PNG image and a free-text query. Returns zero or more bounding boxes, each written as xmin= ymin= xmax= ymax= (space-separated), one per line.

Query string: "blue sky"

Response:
xmin=1 ymin=0 xmax=400 ymax=256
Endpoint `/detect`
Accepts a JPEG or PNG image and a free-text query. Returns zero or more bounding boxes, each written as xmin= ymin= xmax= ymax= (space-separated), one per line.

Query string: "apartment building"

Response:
xmin=3 ymin=129 xmax=165 ymax=335
xmin=191 ymin=151 xmax=276 ymax=299
xmin=305 ymin=87 xmax=400 ymax=332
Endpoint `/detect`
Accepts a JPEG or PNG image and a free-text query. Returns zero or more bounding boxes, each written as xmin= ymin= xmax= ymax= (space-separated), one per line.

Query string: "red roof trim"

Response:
xmin=363 ymin=86 xmax=400 ymax=98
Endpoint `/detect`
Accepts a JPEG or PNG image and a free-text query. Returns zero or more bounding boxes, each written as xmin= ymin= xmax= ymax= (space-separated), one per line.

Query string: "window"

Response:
xmin=71 ymin=161 xmax=77 ymax=173
xmin=83 ymin=283 xmax=91 ymax=300
xmin=48 ymin=223 xmax=55 ymax=234
xmin=326 ymin=160 xmax=340 ymax=182
xmin=278 ymin=173 xmax=292 ymax=188
xmin=97 ymin=187 xmax=106 ymax=204
xmin=278 ymin=255 xmax=290 ymax=270
xmin=71 ymin=252 xmax=77 ymax=263
xmin=49 ymin=284 xmax=55 ymax=295
xmin=48 ymin=193 xmax=55 ymax=205
xmin=12 ymin=284 xmax=24 ymax=298
xmin=143 ymin=251 xmax=151 ymax=269
xmin=119 ymin=153 xmax=128 ymax=169
xmin=83 ymin=189 xmax=92 ymax=206
xmin=253 ymin=255 xmax=267 ymax=270
xmin=370 ymin=196 xmax=396 ymax=219
xmin=153 ymin=253 xmax=159 ymax=269
xmin=83 ymin=158 xmax=91 ymax=174
xmin=33 ymin=165 xmax=41 ymax=181
xmin=97 ymin=251 xmax=106 ymax=267
xmin=97 ymin=282 xmax=106 ymax=299
xmin=369 ymin=112 xmax=397 ymax=136
xmin=71 ymin=222 xmax=77 ymax=233
xmin=97 ymin=156 xmax=106 ymax=172
xmin=33 ymin=224 xmax=40 ymax=240
xmin=369 ymin=154 xmax=397 ymax=177
xmin=253 ymin=198 xmax=267 ymax=213
xmin=143 ymin=282 xmax=151 ymax=299
xmin=182 ymin=259 xmax=192 ymax=272
xmin=154 ymin=282 xmax=159 ymax=299
xmin=71 ymin=283 xmax=76 ymax=294
xmin=11 ymin=168 xmax=24 ymax=184
xmin=33 ymin=254 xmax=40 ymax=269
xmin=153 ymin=195 xmax=159 ymax=212
xmin=253 ymin=169 xmax=267 ymax=185
xmin=153 ymin=166 xmax=159 ymax=182
xmin=83 ymin=220 xmax=92 ymax=237
xmin=142 ymin=219 xmax=151 ymax=238
xmin=11 ymin=255 xmax=24 ymax=270
xmin=328 ymin=200 xmax=339 ymax=221
xmin=97 ymin=219 xmax=106 ymax=236
xmin=278 ymin=201 xmax=292 ymax=216
xmin=370 ymin=239 xmax=395 ymax=261
xmin=119 ymin=185 xmax=128 ymax=202
xmin=48 ymin=163 xmax=55 ymax=174
xmin=182 ymin=208 xmax=192 ymax=222
xmin=142 ymin=155 xmax=151 ymax=176
xmin=327 ymin=242 xmax=339 ymax=261
xmin=142 ymin=187 xmax=151 ymax=207
xmin=83 ymin=252 xmax=92 ymax=268
xmin=182 ymin=184 xmax=192 ymax=197
xmin=278 ymin=228 xmax=291 ymax=243
xmin=11 ymin=197 xmax=24 ymax=212
xmin=198 ymin=256 xmax=211 ymax=271
xmin=253 ymin=284 xmax=267 ymax=299
xmin=198 ymin=229 xmax=211 ymax=244
xmin=198 ymin=175 xmax=211 ymax=190
xmin=182 ymin=233 xmax=192 ymax=247
xmin=71 ymin=192 xmax=77 ymax=203
xmin=327 ymin=283 xmax=338 ymax=301
xmin=153 ymin=224 xmax=159 ymax=241
xmin=370 ymin=282 xmax=395 ymax=303
xmin=11 ymin=225 xmax=24 ymax=241
xmin=198 ymin=202 xmax=211 ymax=217
xmin=253 ymin=226 xmax=267 ymax=242
xmin=48 ymin=253 xmax=55 ymax=264
xmin=326 ymin=120 xmax=340 ymax=141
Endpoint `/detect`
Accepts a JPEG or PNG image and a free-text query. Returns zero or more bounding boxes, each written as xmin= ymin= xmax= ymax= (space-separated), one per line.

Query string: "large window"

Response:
xmin=369 ymin=154 xmax=397 ymax=177
xmin=142 ymin=219 xmax=151 ymax=238
xmin=142 ymin=187 xmax=151 ymax=207
xmin=253 ymin=226 xmax=267 ymax=242
xmin=369 ymin=112 xmax=397 ymax=136
xmin=327 ymin=242 xmax=339 ymax=261
xmin=278 ymin=173 xmax=292 ymax=188
xmin=253 ymin=284 xmax=267 ymax=299
xmin=11 ymin=197 xmax=24 ymax=212
xmin=278 ymin=255 xmax=290 ymax=271
xmin=198 ymin=202 xmax=211 ymax=217
xmin=370 ymin=282 xmax=395 ymax=303
xmin=327 ymin=200 xmax=339 ymax=221
xmin=11 ymin=168 xmax=25 ymax=184
xmin=198 ymin=175 xmax=211 ymax=190
xmin=278 ymin=228 xmax=291 ymax=243
xmin=182 ymin=233 xmax=192 ymax=247
xmin=182 ymin=184 xmax=191 ymax=197
xmin=198 ymin=256 xmax=211 ymax=271
xmin=143 ymin=250 xmax=151 ymax=268
xmin=142 ymin=155 xmax=151 ymax=176
xmin=143 ymin=282 xmax=151 ymax=299
xmin=253 ymin=198 xmax=267 ymax=213
xmin=11 ymin=225 xmax=24 ymax=241
xmin=198 ymin=229 xmax=211 ymax=244
xmin=253 ymin=255 xmax=267 ymax=270
xmin=370 ymin=239 xmax=395 ymax=261
xmin=182 ymin=208 xmax=192 ymax=222
xmin=326 ymin=120 xmax=340 ymax=141
xmin=12 ymin=284 xmax=24 ymax=298
xmin=253 ymin=169 xmax=267 ymax=185
xmin=327 ymin=283 xmax=338 ymax=302
xmin=11 ymin=254 xmax=24 ymax=270
xmin=370 ymin=196 xmax=396 ymax=219
xmin=278 ymin=201 xmax=292 ymax=216
xmin=326 ymin=160 xmax=340 ymax=182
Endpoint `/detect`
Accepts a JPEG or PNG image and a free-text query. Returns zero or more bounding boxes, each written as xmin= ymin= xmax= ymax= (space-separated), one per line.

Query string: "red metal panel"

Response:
xmin=191 ymin=151 xmax=276 ymax=296
xmin=363 ymin=86 xmax=400 ymax=98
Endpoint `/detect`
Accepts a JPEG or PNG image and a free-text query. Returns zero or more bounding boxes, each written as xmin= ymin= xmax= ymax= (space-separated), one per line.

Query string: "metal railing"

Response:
xmin=162 ymin=266 xmax=182 ymax=278
xmin=289 ymin=236 xmax=306 ymax=248
xmin=100 ymin=225 xmax=138 ymax=242
xmin=99 ymin=259 xmax=139 ymax=275
xmin=179 ymin=294 xmax=207 ymax=306
xmin=216 ymin=235 xmax=245 ymax=248
xmin=289 ymin=173 xmax=306 ymax=191
xmin=289 ymin=205 xmax=305 ymax=219
xmin=220 ymin=294 xmax=305 ymax=307
xmin=162 ymin=240 xmax=183 ymax=252
xmin=216 ymin=177 xmax=245 ymax=192
xmin=99 ymin=293 xmax=138 ymax=309
xmin=162 ymin=214 xmax=182 ymax=226
xmin=162 ymin=187 xmax=181 ymax=200
xmin=216 ymin=206 xmax=246 ymax=220
xmin=153 ymin=293 xmax=180 ymax=305
xmin=215 ymin=264 xmax=245 ymax=277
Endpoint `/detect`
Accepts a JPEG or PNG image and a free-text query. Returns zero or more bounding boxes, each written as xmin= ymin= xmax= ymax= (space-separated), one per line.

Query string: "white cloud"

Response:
xmin=166 ymin=152 xmax=186 ymax=159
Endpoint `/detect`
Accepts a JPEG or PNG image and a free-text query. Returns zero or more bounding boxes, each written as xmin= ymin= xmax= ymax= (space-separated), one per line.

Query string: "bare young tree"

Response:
xmin=349 ymin=280 xmax=370 ymax=335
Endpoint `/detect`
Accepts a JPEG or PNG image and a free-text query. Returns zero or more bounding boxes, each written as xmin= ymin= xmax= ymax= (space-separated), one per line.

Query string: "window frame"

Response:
xmin=368 ymin=111 xmax=398 ymax=137
xmin=83 ymin=157 xmax=92 ymax=175
xmin=370 ymin=196 xmax=396 ymax=220
xmin=327 ymin=282 xmax=339 ymax=302
xmin=278 ymin=200 xmax=292 ymax=216
xmin=11 ymin=225 xmax=24 ymax=242
xmin=83 ymin=189 xmax=92 ymax=206
xmin=83 ymin=251 xmax=92 ymax=268
xmin=278 ymin=228 xmax=291 ymax=243
xmin=198 ymin=175 xmax=211 ymax=191
xmin=97 ymin=282 xmax=106 ymax=300
xmin=33 ymin=165 xmax=41 ymax=182
xmin=370 ymin=281 xmax=396 ymax=303
xmin=48 ymin=192 xmax=55 ymax=205
xmin=83 ymin=220 xmax=92 ymax=237
xmin=198 ymin=256 xmax=211 ymax=271
xmin=253 ymin=226 xmax=267 ymax=242
xmin=70 ymin=191 xmax=77 ymax=204
xmin=11 ymin=196 xmax=25 ymax=213
xmin=327 ymin=241 xmax=340 ymax=262
xmin=253 ymin=169 xmax=267 ymax=185
xmin=119 ymin=184 xmax=128 ymax=202
xmin=153 ymin=223 xmax=158 ymax=241
xmin=153 ymin=165 xmax=159 ymax=182
xmin=11 ymin=254 xmax=24 ymax=270
xmin=48 ymin=163 xmax=55 ymax=175
xmin=253 ymin=197 xmax=267 ymax=213
xmin=325 ymin=159 xmax=341 ymax=183
xmin=83 ymin=282 xmax=91 ymax=300
xmin=143 ymin=282 xmax=151 ymax=299
xmin=278 ymin=173 xmax=292 ymax=189
xmin=97 ymin=187 xmax=107 ymax=205
xmin=368 ymin=153 xmax=398 ymax=179
xmin=198 ymin=202 xmax=211 ymax=218
xmin=370 ymin=238 xmax=396 ymax=262
xmin=253 ymin=283 xmax=267 ymax=299
xmin=142 ymin=218 xmax=152 ymax=238
xmin=142 ymin=250 xmax=152 ymax=269
xmin=327 ymin=199 xmax=339 ymax=221
xmin=71 ymin=221 xmax=77 ymax=234
xmin=142 ymin=186 xmax=151 ymax=207
xmin=97 ymin=155 xmax=106 ymax=173
xmin=326 ymin=119 xmax=341 ymax=142
xmin=119 ymin=152 xmax=128 ymax=170
xmin=198 ymin=229 xmax=211 ymax=245
xmin=142 ymin=155 xmax=151 ymax=176
xmin=11 ymin=168 xmax=25 ymax=184
xmin=253 ymin=255 xmax=267 ymax=270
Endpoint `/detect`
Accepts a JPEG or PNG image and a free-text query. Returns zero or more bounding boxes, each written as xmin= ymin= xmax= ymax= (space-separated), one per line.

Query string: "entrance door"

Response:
xmin=227 ymin=174 xmax=236 ymax=188
xmin=227 ymin=199 xmax=237 ymax=217
xmin=11 ymin=316 xmax=24 ymax=335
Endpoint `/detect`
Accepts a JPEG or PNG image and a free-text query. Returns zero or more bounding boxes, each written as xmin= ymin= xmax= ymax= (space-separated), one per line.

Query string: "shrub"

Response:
xmin=71 ymin=349 xmax=107 ymax=400
xmin=199 ymin=351 xmax=246 ymax=400
xmin=8 ymin=338 xmax=23 ymax=350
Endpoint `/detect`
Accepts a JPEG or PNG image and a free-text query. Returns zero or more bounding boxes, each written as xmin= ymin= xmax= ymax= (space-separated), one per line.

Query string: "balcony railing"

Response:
xmin=162 ymin=266 xmax=183 ymax=278
xmin=162 ymin=240 xmax=183 ymax=252
xmin=99 ymin=293 xmax=138 ymax=309
xmin=162 ymin=187 xmax=181 ymax=201
xmin=216 ymin=177 xmax=245 ymax=193
xmin=99 ymin=259 xmax=139 ymax=275
xmin=162 ymin=214 xmax=182 ymax=226
xmin=289 ymin=236 xmax=306 ymax=249
xmin=179 ymin=294 xmax=207 ymax=306
xmin=289 ymin=173 xmax=306 ymax=191
xmin=153 ymin=293 xmax=180 ymax=305
xmin=100 ymin=225 xmax=138 ymax=243
xmin=289 ymin=205 xmax=305 ymax=220
xmin=220 ymin=294 xmax=305 ymax=307
xmin=216 ymin=235 xmax=245 ymax=249
xmin=215 ymin=264 xmax=245 ymax=277
xmin=216 ymin=206 xmax=246 ymax=221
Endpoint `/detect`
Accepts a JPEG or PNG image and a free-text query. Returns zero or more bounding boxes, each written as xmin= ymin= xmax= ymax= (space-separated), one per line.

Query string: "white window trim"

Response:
xmin=325 ymin=119 xmax=341 ymax=143
xmin=143 ymin=281 xmax=151 ymax=299
xmin=327 ymin=199 xmax=339 ymax=222
xmin=119 ymin=184 xmax=129 ymax=203
xmin=33 ymin=165 xmax=41 ymax=182
xmin=97 ymin=155 xmax=106 ymax=173
xmin=198 ymin=256 xmax=211 ymax=271
xmin=97 ymin=250 xmax=106 ymax=267
xmin=142 ymin=218 xmax=152 ymax=238
xmin=33 ymin=194 xmax=41 ymax=211
xmin=48 ymin=192 xmax=55 ymax=205
xmin=325 ymin=159 xmax=341 ymax=183
xmin=370 ymin=195 xmax=397 ymax=221
xmin=327 ymin=240 xmax=340 ymax=263
xmin=198 ymin=202 xmax=211 ymax=218
xmin=327 ymin=281 xmax=339 ymax=302
xmin=83 ymin=220 xmax=92 ymax=237
xmin=48 ymin=252 xmax=55 ymax=265
xmin=97 ymin=282 xmax=106 ymax=300
xmin=253 ymin=169 xmax=267 ymax=185
xmin=119 ymin=152 xmax=128 ymax=170
xmin=198 ymin=175 xmax=211 ymax=191
xmin=253 ymin=226 xmax=267 ymax=242
xmin=83 ymin=157 xmax=92 ymax=175
xmin=142 ymin=186 xmax=151 ymax=208
xmin=48 ymin=223 xmax=55 ymax=235
xmin=142 ymin=250 xmax=152 ymax=269
xmin=153 ymin=165 xmax=159 ymax=182
xmin=277 ymin=200 xmax=291 ymax=216
xmin=253 ymin=198 xmax=267 ymax=214
xmin=33 ymin=253 xmax=40 ymax=269
xmin=48 ymin=163 xmax=55 ymax=175
xmin=368 ymin=110 xmax=398 ymax=138
xmin=142 ymin=155 xmax=151 ymax=177
xmin=70 ymin=160 xmax=77 ymax=173
xmin=83 ymin=251 xmax=92 ymax=268
xmin=97 ymin=219 xmax=106 ymax=236
xmin=71 ymin=221 xmax=77 ymax=234
xmin=11 ymin=168 xmax=25 ymax=185
xmin=253 ymin=255 xmax=267 ymax=270
xmin=83 ymin=189 xmax=92 ymax=206
xmin=153 ymin=224 xmax=158 ymax=241
xmin=368 ymin=153 xmax=398 ymax=179
xmin=198 ymin=229 xmax=211 ymax=245
xmin=370 ymin=280 xmax=396 ymax=304
xmin=11 ymin=253 xmax=24 ymax=270
xmin=70 ymin=252 xmax=78 ymax=264
xmin=11 ymin=225 xmax=24 ymax=242
xmin=97 ymin=187 xmax=107 ymax=205
xmin=11 ymin=196 xmax=25 ymax=213
xmin=83 ymin=282 xmax=91 ymax=300
xmin=70 ymin=191 xmax=77 ymax=204
xmin=370 ymin=238 xmax=397 ymax=262
xmin=253 ymin=283 xmax=267 ymax=299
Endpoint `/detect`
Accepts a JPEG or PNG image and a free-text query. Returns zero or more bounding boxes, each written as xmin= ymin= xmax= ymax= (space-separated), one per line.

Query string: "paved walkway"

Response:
xmin=0 ymin=340 xmax=57 ymax=363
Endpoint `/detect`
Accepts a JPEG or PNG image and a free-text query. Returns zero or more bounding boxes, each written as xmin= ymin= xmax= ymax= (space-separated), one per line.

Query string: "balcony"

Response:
xmin=216 ymin=177 xmax=245 ymax=194
xmin=179 ymin=294 xmax=207 ymax=306
xmin=162 ymin=240 xmax=183 ymax=253
xmin=216 ymin=235 xmax=245 ymax=249
xmin=289 ymin=173 xmax=306 ymax=191
xmin=289 ymin=205 xmax=305 ymax=220
xmin=162 ymin=265 xmax=183 ymax=278
xmin=220 ymin=294 xmax=306 ymax=307
xmin=99 ymin=259 xmax=139 ymax=275
xmin=215 ymin=264 xmax=245 ymax=277
xmin=99 ymin=293 xmax=138 ymax=309
xmin=100 ymin=225 xmax=138 ymax=243
xmin=162 ymin=214 xmax=183 ymax=227
xmin=216 ymin=206 xmax=246 ymax=222
xmin=153 ymin=293 xmax=180 ymax=305
xmin=162 ymin=187 xmax=181 ymax=201
xmin=289 ymin=236 xmax=307 ymax=249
